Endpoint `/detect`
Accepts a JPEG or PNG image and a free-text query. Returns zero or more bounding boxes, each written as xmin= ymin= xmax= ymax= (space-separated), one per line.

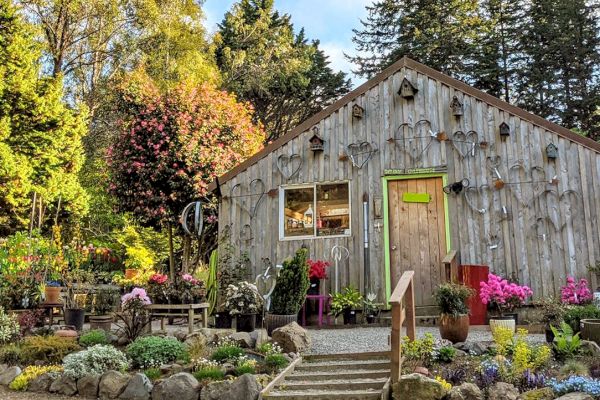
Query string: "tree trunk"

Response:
xmin=168 ymin=221 xmax=175 ymax=279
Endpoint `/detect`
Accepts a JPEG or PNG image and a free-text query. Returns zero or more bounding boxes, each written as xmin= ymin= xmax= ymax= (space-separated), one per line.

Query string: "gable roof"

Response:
xmin=208 ymin=57 xmax=600 ymax=191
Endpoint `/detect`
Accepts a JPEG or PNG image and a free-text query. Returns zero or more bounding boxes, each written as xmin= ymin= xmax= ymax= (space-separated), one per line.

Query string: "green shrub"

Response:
xmin=126 ymin=336 xmax=188 ymax=369
xmin=235 ymin=364 xmax=256 ymax=375
xmin=433 ymin=283 xmax=474 ymax=317
xmin=551 ymin=321 xmax=582 ymax=360
xmin=193 ymin=366 xmax=225 ymax=381
xmin=143 ymin=367 xmax=161 ymax=381
xmin=20 ymin=335 xmax=81 ymax=364
xmin=79 ymin=329 xmax=109 ymax=347
xmin=264 ymin=353 xmax=289 ymax=372
xmin=0 ymin=307 xmax=20 ymax=344
xmin=0 ymin=343 xmax=22 ymax=365
xmin=435 ymin=346 xmax=456 ymax=363
xmin=564 ymin=305 xmax=600 ymax=333
xmin=63 ymin=344 xmax=129 ymax=379
xmin=211 ymin=344 xmax=244 ymax=362
xmin=270 ymin=248 xmax=310 ymax=314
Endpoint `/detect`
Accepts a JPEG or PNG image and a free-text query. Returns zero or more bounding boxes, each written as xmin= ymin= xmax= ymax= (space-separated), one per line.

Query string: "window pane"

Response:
xmin=316 ymin=183 xmax=350 ymax=236
xmin=284 ymin=187 xmax=315 ymax=237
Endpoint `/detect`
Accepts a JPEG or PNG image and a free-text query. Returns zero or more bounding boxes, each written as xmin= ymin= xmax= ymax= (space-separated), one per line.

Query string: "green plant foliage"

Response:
xmin=0 ymin=307 xmax=20 ymax=344
xmin=193 ymin=366 xmax=225 ymax=381
xmin=264 ymin=353 xmax=289 ymax=372
xmin=143 ymin=367 xmax=162 ymax=381
xmin=564 ymin=305 xmax=600 ymax=333
xmin=560 ymin=360 xmax=590 ymax=378
xmin=270 ymin=248 xmax=310 ymax=315
xmin=435 ymin=346 xmax=456 ymax=363
xmin=0 ymin=343 xmax=22 ymax=365
xmin=552 ymin=321 xmax=582 ymax=360
xmin=63 ymin=344 xmax=128 ymax=379
xmin=126 ymin=336 xmax=188 ymax=369
xmin=207 ymin=250 xmax=218 ymax=315
xmin=20 ymin=335 xmax=81 ymax=364
xmin=9 ymin=365 xmax=62 ymax=391
xmin=79 ymin=329 xmax=109 ymax=347
xmin=211 ymin=344 xmax=244 ymax=362
xmin=400 ymin=333 xmax=436 ymax=367
xmin=434 ymin=283 xmax=474 ymax=317
xmin=330 ymin=287 xmax=364 ymax=317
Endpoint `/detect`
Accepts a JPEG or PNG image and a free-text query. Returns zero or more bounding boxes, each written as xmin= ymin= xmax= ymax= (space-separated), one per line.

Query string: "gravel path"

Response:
xmin=0 ymin=385 xmax=92 ymax=400
xmin=306 ymin=326 xmax=545 ymax=354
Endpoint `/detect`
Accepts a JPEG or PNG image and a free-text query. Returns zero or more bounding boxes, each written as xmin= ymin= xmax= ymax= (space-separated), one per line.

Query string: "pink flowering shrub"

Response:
xmin=480 ymin=273 xmax=533 ymax=314
xmin=560 ymin=276 xmax=592 ymax=305
xmin=121 ymin=287 xmax=152 ymax=308
xmin=149 ymin=273 xmax=168 ymax=285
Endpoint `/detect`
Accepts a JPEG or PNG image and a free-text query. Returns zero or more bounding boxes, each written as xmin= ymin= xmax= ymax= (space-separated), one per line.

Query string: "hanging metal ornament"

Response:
xmin=180 ymin=201 xmax=203 ymax=238
xmin=330 ymin=245 xmax=350 ymax=294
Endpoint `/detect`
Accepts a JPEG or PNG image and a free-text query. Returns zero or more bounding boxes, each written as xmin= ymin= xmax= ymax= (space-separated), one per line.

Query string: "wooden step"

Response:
xmin=263 ymin=389 xmax=383 ymax=400
xmin=303 ymin=351 xmax=389 ymax=362
xmin=277 ymin=378 xmax=388 ymax=391
xmin=285 ymin=369 xmax=390 ymax=381
xmin=295 ymin=359 xmax=390 ymax=372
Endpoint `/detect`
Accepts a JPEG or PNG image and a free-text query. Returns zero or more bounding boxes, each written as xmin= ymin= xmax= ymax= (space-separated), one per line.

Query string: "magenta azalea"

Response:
xmin=560 ymin=276 xmax=592 ymax=305
xmin=480 ymin=273 xmax=533 ymax=314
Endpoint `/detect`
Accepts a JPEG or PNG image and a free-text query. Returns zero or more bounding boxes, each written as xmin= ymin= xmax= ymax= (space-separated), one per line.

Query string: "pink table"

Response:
xmin=301 ymin=294 xmax=331 ymax=327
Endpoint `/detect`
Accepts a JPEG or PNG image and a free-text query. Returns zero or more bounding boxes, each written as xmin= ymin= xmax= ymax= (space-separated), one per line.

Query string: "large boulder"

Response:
xmin=272 ymin=322 xmax=311 ymax=354
xmin=28 ymin=373 xmax=56 ymax=392
xmin=200 ymin=374 xmax=261 ymax=400
xmin=228 ymin=332 xmax=253 ymax=348
xmin=152 ymin=372 xmax=200 ymax=400
xmin=249 ymin=329 xmax=268 ymax=349
xmin=453 ymin=341 xmax=490 ymax=356
xmin=488 ymin=382 xmax=519 ymax=400
xmin=49 ymin=374 xmax=78 ymax=396
xmin=119 ymin=373 xmax=154 ymax=400
xmin=392 ymin=373 xmax=448 ymax=400
xmin=519 ymin=387 xmax=554 ymax=400
xmin=0 ymin=366 xmax=21 ymax=385
xmin=99 ymin=370 xmax=130 ymax=399
xmin=446 ymin=383 xmax=484 ymax=400
xmin=78 ymin=374 xmax=101 ymax=398
xmin=554 ymin=394 xmax=594 ymax=400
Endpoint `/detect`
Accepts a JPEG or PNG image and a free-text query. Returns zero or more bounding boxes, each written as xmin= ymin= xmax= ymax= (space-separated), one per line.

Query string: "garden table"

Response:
xmin=39 ymin=302 xmax=64 ymax=327
xmin=301 ymin=294 xmax=331 ymax=327
xmin=145 ymin=303 xmax=209 ymax=334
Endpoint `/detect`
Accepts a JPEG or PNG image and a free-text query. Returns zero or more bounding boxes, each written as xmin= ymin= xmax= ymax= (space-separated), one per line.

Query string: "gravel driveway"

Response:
xmin=306 ymin=326 xmax=545 ymax=354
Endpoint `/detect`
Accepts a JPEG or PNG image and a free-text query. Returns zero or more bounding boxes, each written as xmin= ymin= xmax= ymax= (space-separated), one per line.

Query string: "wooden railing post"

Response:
xmin=442 ymin=250 xmax=460 ymax=283
xmin=389 ymin=271 xmax=416 ymax=385
xmin=405 ymin=279 xmax=415 ymax=341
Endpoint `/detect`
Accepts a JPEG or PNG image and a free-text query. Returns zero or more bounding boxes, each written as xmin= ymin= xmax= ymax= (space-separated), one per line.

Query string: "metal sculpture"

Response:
xmin=181 ymin=201 xmax=203 ymax=237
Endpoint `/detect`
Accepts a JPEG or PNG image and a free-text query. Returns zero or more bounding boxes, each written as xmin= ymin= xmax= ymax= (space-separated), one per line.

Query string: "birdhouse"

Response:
xmin=499 ymin=122 xmax=511 ymax=137
xmin=450 ymin=96 xmax=463 ymax=116
xmin=546 ymin=143 xmax=558 ymax=159
xmin=309 ymin=126 xmax=324 ymax=152
xmin=352 ymin=104 xmax=364 ymax=119
xmin=398 ymin=77 xmax=418 ymax=99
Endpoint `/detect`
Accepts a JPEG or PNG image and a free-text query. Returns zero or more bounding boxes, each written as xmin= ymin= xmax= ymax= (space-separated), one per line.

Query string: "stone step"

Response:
xmin=263 ymin=389 xmax=383 ymax=400
xmin=295 ymin=359 xmax=390 ymax=372
xmin=285 ymin=369 xmax=390 ymax=381
xmin=277 ymin=378 xmax=388 ymax=391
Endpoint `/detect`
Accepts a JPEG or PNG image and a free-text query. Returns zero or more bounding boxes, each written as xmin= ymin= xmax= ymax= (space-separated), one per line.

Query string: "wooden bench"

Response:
xmin=145 ymin=303 xmax=209 ymax=334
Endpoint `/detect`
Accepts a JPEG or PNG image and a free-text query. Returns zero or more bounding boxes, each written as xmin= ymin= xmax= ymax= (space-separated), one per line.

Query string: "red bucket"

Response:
xmin=459 ymin=265 xmax=489 ymax=325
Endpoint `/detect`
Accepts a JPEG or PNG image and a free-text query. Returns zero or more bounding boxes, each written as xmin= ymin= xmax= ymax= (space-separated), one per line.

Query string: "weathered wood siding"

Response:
xmin=217 ymin=64 xmax=600 ymax=301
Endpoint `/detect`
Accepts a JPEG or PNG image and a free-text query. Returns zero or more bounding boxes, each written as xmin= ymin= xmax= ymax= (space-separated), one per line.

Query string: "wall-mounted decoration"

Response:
xmin=488 ymin=233 xmax=502 ymax=250
xmin=463 ymin=184 xmax=492 ymax=214
xmin=450 ymin=130 xmax=479 ymax=159
xmin=181 ymin=201 xmax=203 ymax=237
xmin=227 ymin=178 xmax=266 ymax=219
xmin=450 ymin=96 xmax=463 ymax=117
xmin=346 ymin=141 xmax=378 ymax=169
xmin=486 ymin=155 xmax=504 ymax=189
xmin=499 ymin=122 xmax=511 ymax=138
xmin=277 ymin=154 xmax=302 ymax=180
xmin=388 ymin=119 xmax=440 ymax=165
xmin=329 ymin=245 xmax=350 ymax=294
xmin=309 ymin=126 xmax=324 ymax=152
xmin=546 ymin=143 xmax=558 ymax=159
xmin=352 ymin=104 xmax=364 ymax=119
xmin=443 ymin=179 xmax=470 ymax=195
xmin=373 ymin=196 xmax=383 ymax=218
xmin=398 ymin=77 xmax=418 ymax=99
xmin=504 ymin=164 xmax=550 ymax=207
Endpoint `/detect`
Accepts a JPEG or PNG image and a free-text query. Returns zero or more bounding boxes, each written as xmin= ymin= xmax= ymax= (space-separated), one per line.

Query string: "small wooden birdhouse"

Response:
xmin=499 ymin=122 xmax=511 ymax=137
xmin=398 ymin=77 xmax=418 ymax=99
xmin=450 ymin=96 xmax=463 ymax=116
xmin=546 ymin=143 xmax=558 ymax=159
xmin=309 ymin=126 xmax=324 ymax=152
xmin=352 ymin=104 xmax=364 ymax=119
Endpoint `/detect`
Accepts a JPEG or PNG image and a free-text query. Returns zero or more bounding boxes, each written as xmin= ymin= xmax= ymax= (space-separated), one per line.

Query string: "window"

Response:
xmin=280 ymin=182 xmax=350 ymax=239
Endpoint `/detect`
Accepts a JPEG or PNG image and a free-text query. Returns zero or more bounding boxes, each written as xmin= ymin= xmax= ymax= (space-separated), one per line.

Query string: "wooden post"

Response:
xmin=406 ymin=279 xmax=416 ymax=340
xmin=389 ymin=271 xmax=416 ymax=385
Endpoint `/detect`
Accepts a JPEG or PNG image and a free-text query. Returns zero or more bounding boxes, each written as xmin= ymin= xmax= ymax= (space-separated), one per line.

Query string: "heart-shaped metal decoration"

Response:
xmin=254 ymin=273 xmax=276 ymax=301
xmin=228 ymin=179 xmax=266 ymax=219
xmin=463 ymin=184 xmax=492 ymax=214
xmin=347 ymin=141 xmax=377 ymax=169
xmin=240 ymin=224 xmax=253 ymax=242
xmin=451 ymin=130 xmax=479 ymax=159
xmin=389 ymin=120 xmax=436 ymax=165
xmin=277 ymin=154 xmax=302 ymax=180
xmin=507 ymin=164 xmax=549 ymax=207
xmin=559 ymin=189 xmax=582 ymax=226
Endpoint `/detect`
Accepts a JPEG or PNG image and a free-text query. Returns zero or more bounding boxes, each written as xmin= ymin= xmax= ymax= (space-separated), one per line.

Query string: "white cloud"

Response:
xmin=320 ymin=42 xmax=365 ymax=87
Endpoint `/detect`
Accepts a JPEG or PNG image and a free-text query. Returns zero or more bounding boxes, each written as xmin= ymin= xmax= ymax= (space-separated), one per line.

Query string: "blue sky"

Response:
xmin=203 ymin=0 xmax=376 ymax=86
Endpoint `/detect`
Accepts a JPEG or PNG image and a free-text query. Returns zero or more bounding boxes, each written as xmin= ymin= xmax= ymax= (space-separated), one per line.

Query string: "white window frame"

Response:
xmin=278 ymin=180 xmax=352 ymax=241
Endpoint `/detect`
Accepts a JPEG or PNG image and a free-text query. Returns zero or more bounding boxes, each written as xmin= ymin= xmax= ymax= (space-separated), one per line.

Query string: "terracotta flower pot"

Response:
xmin=125 ymin=269 xmax=139 ymax=279
xmin=439 ymin=314 xmax=470 ymax=343
xmin=44 ymin=286 xmax=62 ymax=304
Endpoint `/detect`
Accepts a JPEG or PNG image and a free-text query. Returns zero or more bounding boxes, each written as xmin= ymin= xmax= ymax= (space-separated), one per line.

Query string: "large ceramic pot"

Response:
xmin=343 ymin=309 xmax=357 ymax=325
xmin=44 ymin=286 xmax=62 ymax=304
xmin=489 ymin=315 xmax=516 ymax=333
xmin=89 ymin=315 xmax=113 ymax=331
xmin=265 ymin=313 xmax=297 ymax=335
xmin=64 ymin=308 xmax=85 ymax=331
xmin=214 ymin=313 xmax=232 ymax=329
xmin=439 ymin=314 xmax=470 ymax=343
xmin=236 ymin=314 xmax=256 ymax=333
xmin=580 ymin=319 xmax=600 ymax=343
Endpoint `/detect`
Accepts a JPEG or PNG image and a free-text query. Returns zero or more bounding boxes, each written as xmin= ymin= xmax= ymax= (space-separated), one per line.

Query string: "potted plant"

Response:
xmin=434 ymin=283 xmax=474 ymax=343
xmin=44 ymin=280 xmax=62 ymax=304
xmin=115 ymin=287 xmax=152 ymax=343
xmin=480 ymin=273 xmax=533 ymax=332
xmin=537 ymin=296 xmax=567 ymax=343
xmin=64 ymin=269 xmax=95 ymax=331
xmin=363 ymin=292 xmax=379 ymax=324
xmin=331 ymin=286 xmax=363 ymax=325
xmin=266 ymin=248 xmax=310 ymax=335
xmin=224 ymin=282 xmax=263 ymax=333
xmin=307 ymin=259 xmax=330 ymax=295
xmin=89 ymin=288 xmax=118 ymax=331
xmin=146 ymin=273 xmax=169 ymax=304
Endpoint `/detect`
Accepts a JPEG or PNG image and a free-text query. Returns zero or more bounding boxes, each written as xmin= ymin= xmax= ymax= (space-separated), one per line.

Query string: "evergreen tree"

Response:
xmin=0 ymin=0 xmax=88 ymax=234
xmin=215 ymin=0 xmax=350 ymax=141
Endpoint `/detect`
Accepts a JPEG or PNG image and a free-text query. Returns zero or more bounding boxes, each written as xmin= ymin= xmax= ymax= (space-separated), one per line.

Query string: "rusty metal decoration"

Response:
xmin=450 ymin=130 xmax=479 ymax=159
xmin=227 ymin=178 xmax=266 ymax=219
xmin=346 ymin=141 xmax=378 ymax=169
xmin=463 ymin=184 xmax=493 ymax=214
xmin=277 ymin=154 xmax=302 ymax=180
xmin=486 ymin=155 xmax=504 ymax=189
xmin=180 ymin=201 xmax=203 ymax=238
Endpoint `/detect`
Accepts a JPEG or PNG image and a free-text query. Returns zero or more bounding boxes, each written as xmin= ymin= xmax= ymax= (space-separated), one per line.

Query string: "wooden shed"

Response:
xmin=209 ymin=57 xmax=600 ymax=309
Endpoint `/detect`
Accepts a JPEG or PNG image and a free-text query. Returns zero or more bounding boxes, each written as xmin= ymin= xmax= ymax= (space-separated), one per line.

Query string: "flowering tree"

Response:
xmin=480 ymin=273 xmax=533 ymax=315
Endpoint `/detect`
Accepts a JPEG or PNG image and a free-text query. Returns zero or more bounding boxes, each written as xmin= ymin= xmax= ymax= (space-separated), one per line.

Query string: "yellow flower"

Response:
xmin=435 ymin=376 xmax=452 ymax=391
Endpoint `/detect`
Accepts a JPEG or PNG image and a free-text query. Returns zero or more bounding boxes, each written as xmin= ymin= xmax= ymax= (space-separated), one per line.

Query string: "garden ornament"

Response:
xmin=180 ymin=201 xmax=203 ymax=238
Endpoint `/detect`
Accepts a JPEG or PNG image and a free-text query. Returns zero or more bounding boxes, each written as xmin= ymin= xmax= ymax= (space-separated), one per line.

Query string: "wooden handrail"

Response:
xmin=442 ymin=249 xmax=460 ymax=283
xmin=390 ymin=270 xmax=416 ymax=384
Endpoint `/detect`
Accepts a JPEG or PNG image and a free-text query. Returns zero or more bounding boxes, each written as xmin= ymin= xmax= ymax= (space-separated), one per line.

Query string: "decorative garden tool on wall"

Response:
xmin=277 ymin=154 xmax=302 ymax=180
xmin=226 ymin=178 xmax=266 ymax=219
xmin=346 ymin=141 xmax=378 ymax=169
xmin=180 ymin=201 xmax=203 ymax=237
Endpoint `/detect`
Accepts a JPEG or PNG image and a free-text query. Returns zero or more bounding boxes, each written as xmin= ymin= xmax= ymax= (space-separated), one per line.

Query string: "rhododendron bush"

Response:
xmin=108 ymin=76 xmax=264 ymax=227
xmin=480 ymin=273 xmax=533 ymax=314
xmin=560 ymin=276 xmax=592 ymax=305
